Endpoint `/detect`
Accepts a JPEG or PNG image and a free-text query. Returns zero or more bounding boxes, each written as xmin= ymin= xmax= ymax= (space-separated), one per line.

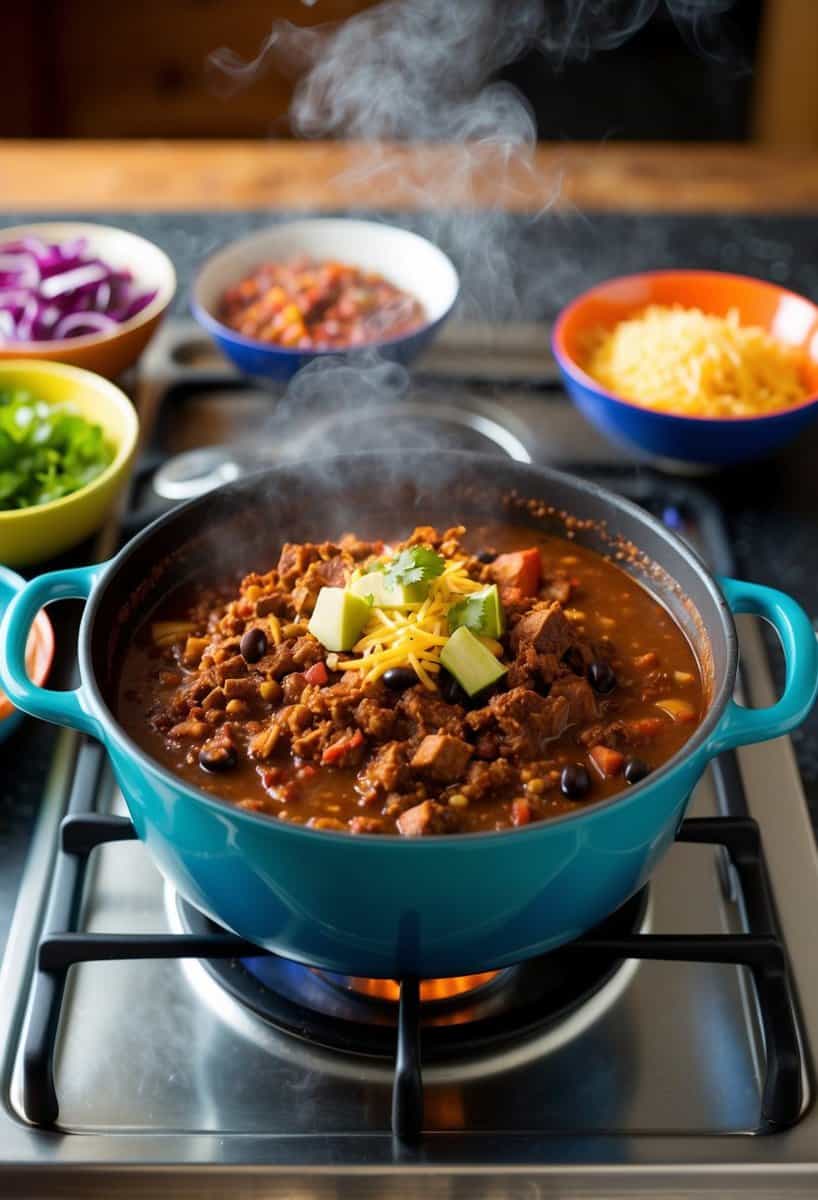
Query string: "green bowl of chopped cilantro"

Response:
xmin=0 ymin=360 xmax=138 ymax=566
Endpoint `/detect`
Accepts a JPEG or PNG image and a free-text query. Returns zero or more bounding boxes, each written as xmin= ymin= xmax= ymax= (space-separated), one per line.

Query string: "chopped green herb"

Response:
xmin=448 ymin=591 xmax=490 ymax=635
xmin=448 ymin=584 xmax=505 ymax=639
xmin=0 ymin=389 xmax=114 ymax=511
xmin=383 ymin=546 xmax=445 ymax=589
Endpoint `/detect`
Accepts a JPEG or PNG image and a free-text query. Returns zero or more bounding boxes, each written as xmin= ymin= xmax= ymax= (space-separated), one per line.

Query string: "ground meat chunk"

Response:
xmin=281 ymin=672 xmax=308 ymax=704
xmin=256 ymin=594 xmax=288 ymax=618
xmin=307 ymin=675 xmax=386 ymax=729
xmin=292 ymin=555 xmax=350 ymax=615
xmin=338 ymin=533 xmax=384 ymax=561
xmin=511 ymin=603 xmax=574 ymax=658
xmin=469 ymin=687 xmax=572 ymax=759
xmin=411 ymin=734 xmax=472 ymax=783
xmin=506 ymin=643 xmax=561 ymax=691
xmin=398 ymin=688 xmax=465 ymax=738
xmin=549 ymin=676 xmax=598 ymax=726
xmin=397 ymin=800 xmax=454 ymax=837
xmin=405 ymin=524 xmax=464 ymax=552
xmin=357 ymin=740 xmax=412 ymax=797
xmin=277 ymin=542 xmax=323 ymax=589
xmin=355 ymin=698 xmax=397 ymax=741
xmin=463 ymin=758 xmax=520 ymax=802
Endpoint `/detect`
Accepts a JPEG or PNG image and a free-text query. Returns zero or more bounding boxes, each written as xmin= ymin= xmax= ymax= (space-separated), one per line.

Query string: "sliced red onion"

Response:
xmin=0 ymin=234 xmax=157 ymax=342
xmin=0 ymin=253 xmax=39 ymax=290
xmin=54 ymin=311 xmax=118 ymax=339
xmin=0 ymin=289 xmax=31 ymax=311
xmin=94 ymin=281 xmax=111 ymax=312
xmin=15 ymin=297 xmax=40 ymax=341
xmin=40 ymin=263 xmax=109 ymax=300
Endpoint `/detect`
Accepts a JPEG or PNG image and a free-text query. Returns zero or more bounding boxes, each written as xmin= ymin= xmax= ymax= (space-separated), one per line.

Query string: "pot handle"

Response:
xmin=0 ymin=564 xmax=105 ymax=740
xmin=706 ymin=576 xmax=818 ymax=757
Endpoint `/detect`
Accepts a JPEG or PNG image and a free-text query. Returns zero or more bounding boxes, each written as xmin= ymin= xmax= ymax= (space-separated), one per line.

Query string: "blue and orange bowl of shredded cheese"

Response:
xmin=553 ymin=270 xmax=818 ymax=465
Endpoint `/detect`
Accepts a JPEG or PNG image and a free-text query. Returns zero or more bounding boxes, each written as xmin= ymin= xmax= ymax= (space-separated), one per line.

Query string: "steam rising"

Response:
xmin=208 ymin=0 xmax=740 ymax=431
xmin=209 ymin=0 xmax=739 ymax=323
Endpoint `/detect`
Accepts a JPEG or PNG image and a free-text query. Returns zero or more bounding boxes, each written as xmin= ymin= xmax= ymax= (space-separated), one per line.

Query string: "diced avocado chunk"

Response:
xmin=480 ymin=584 xmax=505 ymax=638
xmin=349 ymin=571 xmax=427 ymax=608
xmin=308 ymin=587 xmax=371 ymax=652
xmin=440 ymin=625 xmax=507 ymax=697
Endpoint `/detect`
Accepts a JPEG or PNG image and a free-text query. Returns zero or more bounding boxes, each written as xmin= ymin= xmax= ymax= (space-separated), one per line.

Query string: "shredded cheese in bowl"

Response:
xmin=341 ymin=556 xmax=488 ymax=691
xmin=582 ymin=304 xmax=809 ymax=418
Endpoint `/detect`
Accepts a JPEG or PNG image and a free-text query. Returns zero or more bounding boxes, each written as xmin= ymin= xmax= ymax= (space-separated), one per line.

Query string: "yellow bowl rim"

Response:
xmin=0 ymin=221 xmax=176 ymax=352
xmin=0 ymin=358 xmax=139 ymax=523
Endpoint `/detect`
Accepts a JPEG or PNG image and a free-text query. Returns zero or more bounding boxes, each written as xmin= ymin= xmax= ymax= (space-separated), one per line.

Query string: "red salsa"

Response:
xmin=218 ymin=256 xmax=426 ymax=349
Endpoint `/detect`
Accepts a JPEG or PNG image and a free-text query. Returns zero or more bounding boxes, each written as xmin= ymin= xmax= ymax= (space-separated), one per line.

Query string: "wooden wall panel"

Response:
xmin=0 ymin=7 xmax=38 ymax=135
xmin=754 ymin=0 xmax=818 ymax=146
xmin=48 ymin=0 xmax=381 ymax=138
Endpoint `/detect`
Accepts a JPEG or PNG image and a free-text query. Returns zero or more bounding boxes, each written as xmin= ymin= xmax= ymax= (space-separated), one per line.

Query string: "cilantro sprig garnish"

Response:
xmin=382 ymin=546 xmax=445 ymax=589
xmin=447 ymin=590 xmax=490 ymax=635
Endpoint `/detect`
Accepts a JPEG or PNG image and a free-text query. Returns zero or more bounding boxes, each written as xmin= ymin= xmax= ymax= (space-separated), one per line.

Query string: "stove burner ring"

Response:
xmin=174 ymin=888 xmax=649 ymax=1060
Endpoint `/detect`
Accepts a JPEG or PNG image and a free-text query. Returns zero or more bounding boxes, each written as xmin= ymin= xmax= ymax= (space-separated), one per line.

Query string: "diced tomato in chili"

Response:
xmin=321 ymin=728 xmax=364 ymax=766
xmin=511 ymin=798 xmax=532 ymax=826
xmin=304 ymin=661 xmax=329 ymax=686
xmin=491 ymin=548 xmax=541 ymax=598
xmin=589 ymin=745 xmax=625 ymax=777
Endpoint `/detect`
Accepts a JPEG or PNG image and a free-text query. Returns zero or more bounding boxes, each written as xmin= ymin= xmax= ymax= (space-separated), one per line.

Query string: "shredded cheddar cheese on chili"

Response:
xmin=582 ymin=304 xmax=808 ymax=418
xmin=340 ymin=557 xmax=491 ymax=691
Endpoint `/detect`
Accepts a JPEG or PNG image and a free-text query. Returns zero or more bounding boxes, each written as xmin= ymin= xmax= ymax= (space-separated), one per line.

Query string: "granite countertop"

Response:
xmin=2 ymin=209 xmax=818 ymax=950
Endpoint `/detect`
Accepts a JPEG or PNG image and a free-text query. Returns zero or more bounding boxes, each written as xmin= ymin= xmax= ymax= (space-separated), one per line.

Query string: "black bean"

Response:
xmin=533 ymin=673 xmax=551 ymax=698
xmin=624 ymin=756 xmax=651 ymax=785
xmin=383 ymin=666 xmax=417 ymax=692
xmin=199 ymin=743 xmax=238 ymax=772
xmin=240 ymin=627 xmax=268 ymax=664
xmin=440 ymin=668 xmax=470 ymax=706
xmin=560 ymin=764 xmax=591 ymax=800
xmin=476 ymin=550 xmax=496 ymax=564
xmin=587 ymin=660 xmax=616 ymax=694
xmin=562 ymin=646 xmax=586 ymax=676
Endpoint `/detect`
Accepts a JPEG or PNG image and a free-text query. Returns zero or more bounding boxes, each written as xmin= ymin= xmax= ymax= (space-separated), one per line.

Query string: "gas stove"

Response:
xmin=2 ymin=320 xmax=818 ymax=1197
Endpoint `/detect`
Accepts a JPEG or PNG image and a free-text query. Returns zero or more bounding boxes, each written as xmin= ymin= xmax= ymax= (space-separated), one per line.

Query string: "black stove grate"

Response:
xmin=21 ymin=740 xmax=804 ymax=1141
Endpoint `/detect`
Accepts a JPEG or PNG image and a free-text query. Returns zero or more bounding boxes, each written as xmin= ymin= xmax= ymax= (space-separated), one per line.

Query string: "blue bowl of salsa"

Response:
xmin=191 ymin=218 xmax=459 ymax=381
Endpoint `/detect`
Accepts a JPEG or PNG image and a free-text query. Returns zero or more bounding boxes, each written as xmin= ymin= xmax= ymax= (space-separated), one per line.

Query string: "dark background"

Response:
xmin=3 ymin=1 xmax=814 ymax=144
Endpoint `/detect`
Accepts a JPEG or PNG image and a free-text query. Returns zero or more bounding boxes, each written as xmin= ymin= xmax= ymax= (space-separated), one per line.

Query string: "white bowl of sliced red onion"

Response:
xmin=0 ymin=222 xmax=176 ymax=378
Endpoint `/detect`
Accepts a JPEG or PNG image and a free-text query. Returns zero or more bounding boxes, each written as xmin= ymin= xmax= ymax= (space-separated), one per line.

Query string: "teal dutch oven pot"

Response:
xmin=0 ymin=454 xmax=816 ymax=977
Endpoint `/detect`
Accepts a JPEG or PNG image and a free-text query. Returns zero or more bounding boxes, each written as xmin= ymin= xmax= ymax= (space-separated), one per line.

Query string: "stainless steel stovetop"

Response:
xmin=2 ymin=321 xmax=818 ymax=1197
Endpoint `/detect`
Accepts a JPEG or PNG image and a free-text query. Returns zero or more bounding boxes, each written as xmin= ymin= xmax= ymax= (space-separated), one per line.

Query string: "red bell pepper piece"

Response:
xmin=321 ymin=728 xmax=364 ymax=766
xmin=304 ymin=661 xmax=329 ymax=687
